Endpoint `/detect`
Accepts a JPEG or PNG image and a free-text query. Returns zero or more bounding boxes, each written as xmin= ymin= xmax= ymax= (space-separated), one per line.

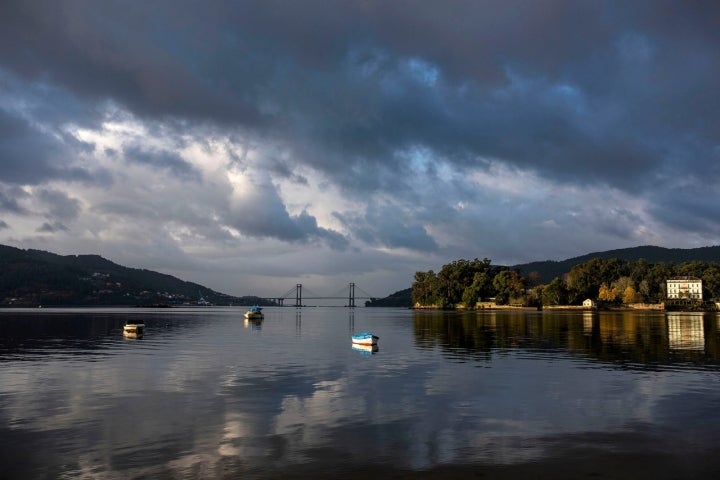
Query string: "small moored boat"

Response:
xmin=244 ymin=305 xmax=264 ymax=320
xmin=123 ymin=319 xmax=145 ymax=338
xmin=351 ymin=332 xmax=378 ymax=346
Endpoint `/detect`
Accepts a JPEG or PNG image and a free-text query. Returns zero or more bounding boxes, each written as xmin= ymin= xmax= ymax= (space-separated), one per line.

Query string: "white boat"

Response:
xmin=351 ymin=332 xmax=378 ymax=346
xmin=244 ymin=305 xmax=264 ymax=320
xmin=123 ymin=319 xmax=145 ymax=338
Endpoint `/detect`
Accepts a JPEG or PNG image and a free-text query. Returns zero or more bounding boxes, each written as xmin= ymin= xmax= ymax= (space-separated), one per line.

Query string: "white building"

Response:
xmin=666 ymin=276 xmax=703 ymax=300
xmin=583 ymin=298 xmax=596 ymax=308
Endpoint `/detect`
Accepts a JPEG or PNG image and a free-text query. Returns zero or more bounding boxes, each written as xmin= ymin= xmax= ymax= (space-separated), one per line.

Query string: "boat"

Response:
xmin=123 ymin=319 xmax=145 ymax=338
xmin=351 ymin=332 xmax=378 ymax=346
xmin=197 ymin=291 xmax=211 ymax=306
xmin=244 ymin=305 xmax=264 ymax=320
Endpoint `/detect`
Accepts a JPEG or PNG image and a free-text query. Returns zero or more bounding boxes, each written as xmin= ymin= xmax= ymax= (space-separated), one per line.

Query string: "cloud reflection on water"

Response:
xmin=1 ymin=308 xmax=720 ymax=477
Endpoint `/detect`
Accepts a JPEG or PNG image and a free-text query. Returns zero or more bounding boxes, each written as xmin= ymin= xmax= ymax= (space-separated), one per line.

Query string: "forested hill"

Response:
xmin=369 ymin=245 xmax=720 ymax=307
xmin=0 ymin=244 xmax=268 ymax=307
xmin=513 ymin=245 xmax=720 ymax=283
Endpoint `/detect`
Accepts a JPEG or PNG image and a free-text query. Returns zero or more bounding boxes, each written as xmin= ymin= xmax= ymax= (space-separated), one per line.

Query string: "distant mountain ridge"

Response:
xmin=0 ymin=244 xmax=269 ymax=307
xmin=369 ymin=245 xmax=720 ymax=307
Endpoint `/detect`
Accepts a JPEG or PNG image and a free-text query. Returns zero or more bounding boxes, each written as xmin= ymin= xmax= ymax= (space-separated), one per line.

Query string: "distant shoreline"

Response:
xmin=414 ymin=302 xmax=717 ymax=312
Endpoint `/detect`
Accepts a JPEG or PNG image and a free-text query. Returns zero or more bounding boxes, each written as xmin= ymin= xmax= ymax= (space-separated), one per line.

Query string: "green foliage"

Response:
xmin=492 ymin=270 xmax=525 ymax=305
xmin=542 ymin=278 xmax=567 ymax=306
xmin=412 ymin=258 xmax=500 ymax=308
xmin=462 ymin=271 xmax=493 ymax=306
xmin=411 ymin=270 xmax=439 ymax=306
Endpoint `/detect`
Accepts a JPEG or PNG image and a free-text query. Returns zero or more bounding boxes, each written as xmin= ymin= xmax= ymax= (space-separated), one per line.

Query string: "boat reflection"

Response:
xmin=352 ymin=344 xmax=379 ymax=355
xmin=243 ymin=318 xmax=263 ymax=330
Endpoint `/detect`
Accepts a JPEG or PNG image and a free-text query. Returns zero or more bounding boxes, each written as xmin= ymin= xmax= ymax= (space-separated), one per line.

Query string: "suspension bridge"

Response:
xmin=266 ymin=283 xmax=377 ymax=307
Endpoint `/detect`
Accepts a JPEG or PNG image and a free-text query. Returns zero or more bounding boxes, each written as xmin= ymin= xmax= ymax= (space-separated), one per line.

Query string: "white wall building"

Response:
xmin=583 ymin=298 xmax=596 ymax=308
xmin=666 ymin=276 xmax=703 ymax=300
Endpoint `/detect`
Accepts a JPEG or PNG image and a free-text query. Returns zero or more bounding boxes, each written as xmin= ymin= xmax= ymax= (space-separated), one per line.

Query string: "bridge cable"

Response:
xmin=354 ymin=284 xmax=376 ymax=299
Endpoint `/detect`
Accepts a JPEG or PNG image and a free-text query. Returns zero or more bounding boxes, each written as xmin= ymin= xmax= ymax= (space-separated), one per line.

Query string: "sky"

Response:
xmin=1 ymin=0 xmax=720 ymax=299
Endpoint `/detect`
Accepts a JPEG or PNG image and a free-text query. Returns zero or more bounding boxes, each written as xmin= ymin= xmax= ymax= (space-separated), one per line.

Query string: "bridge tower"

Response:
xmin=295 ymin=283 xmax=302 ymax=308
xmin=348 ymin=282 xmax=356 ymax=308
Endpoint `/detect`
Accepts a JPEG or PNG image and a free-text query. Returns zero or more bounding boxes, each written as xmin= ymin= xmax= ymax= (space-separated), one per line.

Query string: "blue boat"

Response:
xmin=244 ymin=305 xmax=264 ymax=320
xmin=351 ymin=332 xmax=378 ymax=346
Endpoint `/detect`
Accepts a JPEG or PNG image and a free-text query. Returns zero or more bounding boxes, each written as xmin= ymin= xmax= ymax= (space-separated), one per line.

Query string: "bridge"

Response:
xmin=267 ymin=283 xmax=376 ymax=307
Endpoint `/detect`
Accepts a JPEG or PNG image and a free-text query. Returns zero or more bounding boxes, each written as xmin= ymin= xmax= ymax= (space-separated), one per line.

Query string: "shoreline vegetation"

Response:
xmin=414 ymin=301 xmax=700 ymax=311
xmin=411 ymin=257 xmax=720 ymax=312
xmin=413 ymin=303 xmax=671 ymax=311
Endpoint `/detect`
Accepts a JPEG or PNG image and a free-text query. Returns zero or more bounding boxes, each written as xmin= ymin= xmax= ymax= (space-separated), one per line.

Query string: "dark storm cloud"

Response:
xmin=37 ymin=189 xmax=81 ymax=221
xmin=0 ymin=108 xmax=72 ymax=185
xmin=0 ymin=103 xmax=104 ymax=188
xmin=37 ymin=221 xmax=69 ymax=233
xmin=334 ymin=204 xmax=439 ymax=252
xmin=2 ymin=2 xmax=717 ymax=175
xmin=123 ymin=146 xmax=201 ymax=181
xmin=0 ymin=1 xmax=262 ymax=125
xmin=648 ymin=183 xmax=720 ymax=234
xmin=2 ymin=0 xmax=720 ymax=252
xmin=0 ymin=185 xmax=27 ymax=214
xmin=214 ymin=0 xmax=720 ymax=199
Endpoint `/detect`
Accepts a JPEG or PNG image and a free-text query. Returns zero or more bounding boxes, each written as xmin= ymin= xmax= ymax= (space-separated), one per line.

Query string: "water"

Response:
xmin=1 ymin=308 xmax=720 ymax=479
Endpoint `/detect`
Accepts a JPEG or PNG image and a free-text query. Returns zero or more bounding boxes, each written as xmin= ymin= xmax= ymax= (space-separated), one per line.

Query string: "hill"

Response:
xmin=364 ymin=288 xmax=412 ymax=307
xmin=369 ymin=245 xmax=720 ymax=308
xmin=0 ymin=244 xmax=271 ymax=307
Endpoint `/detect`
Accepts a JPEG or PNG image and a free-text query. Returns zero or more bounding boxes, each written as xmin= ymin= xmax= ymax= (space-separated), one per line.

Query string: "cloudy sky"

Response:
xmin=1 ymin=1 xmax=719 ymax=298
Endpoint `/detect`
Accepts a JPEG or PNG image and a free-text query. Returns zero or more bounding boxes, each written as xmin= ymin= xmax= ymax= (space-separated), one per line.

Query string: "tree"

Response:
xmin=630 ymin=259 xmax=650 ymax=286
xmin=645 ymin=262 xmax=672 ymax=302
xmin=529 ymin=284 xmax=544 ymax=307
xmin=622 ymin=286 xmax=642 ymax=304
xmin=702 ymin=263 xmax=720 ymax=301
xmin=462 ymin=270 xmax=493 ymax=307
xmin=676 ymin=260 xmax=704 ymax=278
xmin=493 ymin=270 xmax=525 ymax=305
xmin=611 ymin=276 xmax=634 ymax=295
xmin=412 ymin=270 xmax=438 ymax=306
xmin=598 ymin=283 xmax=618 ymax=302
xmin=419 ymin=258 xmax=494 ymax=308
xmin=566 ymin=258 xmax=625 ymax=304
xmin=542 ymin=277 xmax=567 ymax=306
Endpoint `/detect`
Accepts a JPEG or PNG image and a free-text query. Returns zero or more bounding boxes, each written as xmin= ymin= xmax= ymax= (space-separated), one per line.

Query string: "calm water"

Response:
xmin=1 ymin=307 xmax=720 ymax=479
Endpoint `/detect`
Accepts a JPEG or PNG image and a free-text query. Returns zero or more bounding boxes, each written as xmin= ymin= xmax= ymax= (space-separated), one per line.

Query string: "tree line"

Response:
xmin=411 ymin=257 xmax=720 ymax=308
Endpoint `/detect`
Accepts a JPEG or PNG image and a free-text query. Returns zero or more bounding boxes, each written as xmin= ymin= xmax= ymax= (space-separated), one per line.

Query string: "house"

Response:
xmin=666 ymin=276 xmax=703 ymax=300
xmin=583 ymin=298 xmax=596 ymax=308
